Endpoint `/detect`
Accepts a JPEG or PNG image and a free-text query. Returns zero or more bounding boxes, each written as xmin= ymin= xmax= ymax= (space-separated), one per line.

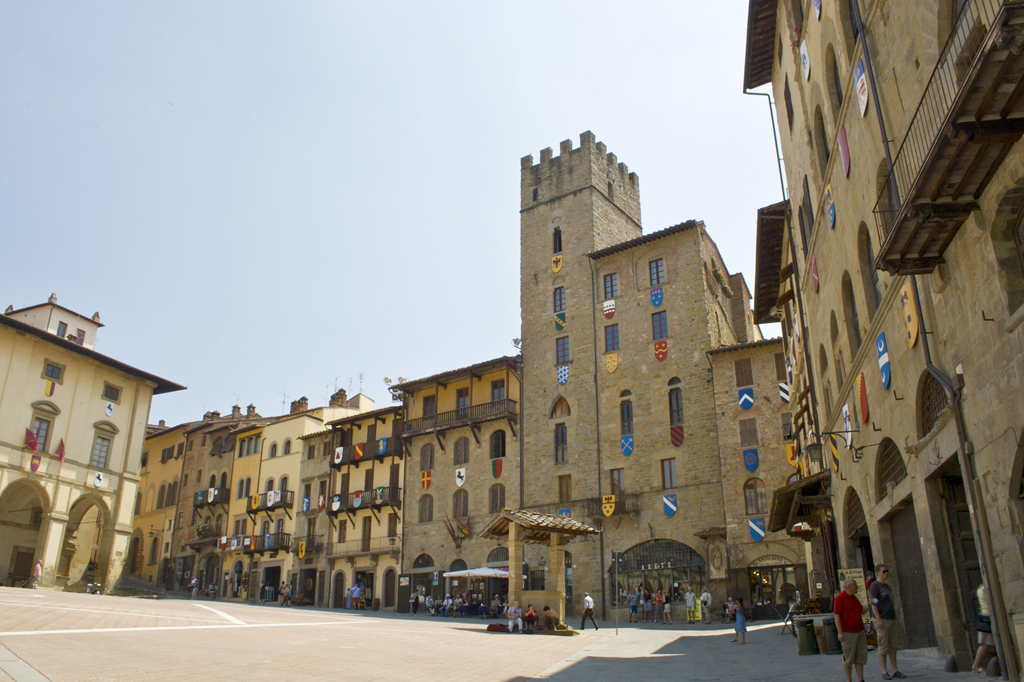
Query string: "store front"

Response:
xmin=608 ymin=539 xmax=706 ymax=605
xmin=745 ymin=555 xmax=808 ymax=620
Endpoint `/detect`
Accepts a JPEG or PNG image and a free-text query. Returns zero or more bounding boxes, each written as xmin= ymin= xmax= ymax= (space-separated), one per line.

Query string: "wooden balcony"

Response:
xmin=874 ymin=0 xmax=1024 ymax=274
xmin=247 ymin=490 xmax=295 ymax=514
xmin=403 ymin=399 xmax=518 ymax=436
xmin=243 ymin=532 xmax=291 ymax=555
xmin=193 ymin=487 xmax=231 ymax=508
xmin=325 ymin=536 xmax=399 ymax=559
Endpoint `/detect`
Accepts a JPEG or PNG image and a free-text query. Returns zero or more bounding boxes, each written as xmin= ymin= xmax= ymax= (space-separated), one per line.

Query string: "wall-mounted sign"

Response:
xmin=800 ymin=41 xmax=810 ymax=80
xmin=825 ymin=183 xmax=836 ymax=228
xmin=899 ymin=281 xmax=919 ymax=347
xmin=855 ymin=60 xmax=868 ymax=117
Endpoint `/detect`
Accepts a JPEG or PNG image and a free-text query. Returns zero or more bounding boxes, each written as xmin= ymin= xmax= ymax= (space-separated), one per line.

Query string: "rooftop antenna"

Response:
xmin=232 ymin=393 xmax=239 ymax=406
xmin=359 ymin=373 xmax=364 ymax=393
xmin=279 ymin=389 xmax=290 ymax=415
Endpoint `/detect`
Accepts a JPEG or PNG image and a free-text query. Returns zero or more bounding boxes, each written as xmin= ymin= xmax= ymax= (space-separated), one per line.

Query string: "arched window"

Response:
xmin=450 ymin=559 xmax=468 ymax=573
xmin=845 ymin=487 xmax=867 ymax=539
xmin=168 ymin=482 xmax=177 ymax=505
xmin=487 ymin=547 xmax=509 ymax=563
xmin=554 ymin=423 xmax=567 ymax=464
xmin=920 ymin=372 xmax=950 ymax=436
xmin=858 ymin=223 xmax=883 ymax=318
xmin=830 ymin=312 xmax=845 ymax=387
xmin=490 ymin=430 xmax=506 ymax=459
xmin=149 ymin=538 xmax=159 ymax=565
xmin=551 ymin=397 xmax=571 ymax=418
xmin=279 ymin=476 xmax=289 ymax=492
xmin=265 ymin=478 xmax=274 ymax=493
xmin=620 ymin=400 xmax=633 ymax=435
xmin=237 ymin=478 xmax=245 ymax=499
xmin=553 ymin=227 xmax=562 ymax=254
xmin=215 ymin=515 xmax=223 ymax=533
xmin=134 ymin=492 xmax=142 ymax=515
xmin=744 ymin=479 xmax=768 ymax=515
xmin=157 ymin=484 xmax=166 ymax=509
xmin=209 ymin=474 xmax=216 ymax=489
xmin=412 ymin=553 xmax=434 ymax=569
xmin=454 ymin=437 xmax=470 ymax=466
xmin=825 ymin=44 xmax=843 ymax=123
xmin=453 ymin=489 xmax=469 ymax=519
xmin=814 ymin=107 xmax=830 ymax=176
xmin=220 ymin=472 xmax=228 ymax=489
xmin=269 ymin=443 xmax=278 ymax=459
xmin=283 ymin=439 xmax=291 ymax=455
xmin=420 ymin=443 xmax=434 ymax=471
xmin=419 ymin=495 xmax=433 ymax=523
xmin=876 ymin=438 xmax=909 ymax=500
xmin=489 ymin=484 xmax=505 ymax=513
xmin=245 ymin=477 xmax=252 ymax=497
xmin=669 ymin=379 xmax=684 ymax=426
xmin=841 ymin=272 xmax=862 ymax=356
xmin=276 ymin=518 xmax=285 ymax=534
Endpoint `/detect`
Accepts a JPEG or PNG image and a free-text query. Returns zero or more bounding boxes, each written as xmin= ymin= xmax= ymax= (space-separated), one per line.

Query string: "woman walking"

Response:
xmin=662 ymin=592 xmax=673 ymax=624
xmin=731 ymin=598 xmax=747 ymax=643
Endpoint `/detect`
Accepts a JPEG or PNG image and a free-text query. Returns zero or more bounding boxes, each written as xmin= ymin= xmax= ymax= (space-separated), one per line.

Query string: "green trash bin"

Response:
xmin=797 ymin=618 xmax=820 ymax=656
xmin=822 ymin=617 xmax=842 ymax=655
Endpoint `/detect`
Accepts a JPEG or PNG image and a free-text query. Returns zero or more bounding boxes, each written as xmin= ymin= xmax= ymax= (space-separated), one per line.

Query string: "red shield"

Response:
xmin=318 ymin=494 xmax=325 ymax=510
xmin=30 ymin=454 xmax=41 ymax=472
xmin=670 ymin=425 xmax=684 ymax=447
xmin=654 ymin=341 xmax=668 ymax=361
xmin=857 ymin=373 xmax=869 ymax=423
xmin=422 ymin=472 xmax=431 ymax=490
xmin=354 ymin=443 xmax=364 ymax=460
xmin=603 ymin=300 xmax=615 ymax=319
xmin=492 ymin=459 xmax=502 ymax=479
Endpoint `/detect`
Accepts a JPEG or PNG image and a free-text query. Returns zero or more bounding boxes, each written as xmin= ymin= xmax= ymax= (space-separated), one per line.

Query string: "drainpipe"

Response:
xmin=589 ymin=257 xmax=607 ymax=622
xmin=518 ymin=357 xmax=525 ymax=510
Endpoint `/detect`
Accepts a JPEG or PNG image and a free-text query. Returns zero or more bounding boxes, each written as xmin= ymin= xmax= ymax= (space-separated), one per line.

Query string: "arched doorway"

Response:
xmin=844 ymin=487 xmax=874 ymax=571
xmin=447 ymin=559 xmax=468 ymax=598
xmin=333 ymin=571 xmax=346 ymax=608
xmin=411 ymin=554 xmax=437 ymax=599
xmin=200 ymin=554 xmax=220 ymax=597
xmin=609 ymin=539 xmax=706 ymax=605
xmin=59 ymin=495 xmax=111 ymax=589
xmin=0 ymin=481 xmax=49 ymax=586
xmin=384 ymin=568 xmax=396 ymax=608
xmin=231 ymin=560 xmax=244 ymax=598
xmin=128 ymin=536 xmax=143 ymax=576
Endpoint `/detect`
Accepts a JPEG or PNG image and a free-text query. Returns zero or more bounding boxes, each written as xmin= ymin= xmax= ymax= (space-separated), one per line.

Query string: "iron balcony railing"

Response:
xmin=326 ymin=487 xmax=402 ymax=515
xmin=291 ymin=534 xmax=325 ymax=554
xmin=874 ymin=0 xmax=1004 ymax=242
xmin=330 ymin=438 xmax=400 ymax=468
xmin=325 ymin=536 xmax=399 ymax=557
xmin=403 ymin=399 xmax=517 ymax=434
xmin=247 ymin=489 xmax=296 ymax=514
xmin=581 ymin=492 xmax=641 ymax=518
xmin=193 ymin=487 xmax=231 ymax=508
xmin=243 ymin=532 xmax=291 ymax=554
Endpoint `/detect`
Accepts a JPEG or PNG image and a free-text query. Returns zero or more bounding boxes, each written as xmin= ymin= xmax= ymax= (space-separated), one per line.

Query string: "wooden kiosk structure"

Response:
xmin=480 ymin=509 xmax=599 ymax=620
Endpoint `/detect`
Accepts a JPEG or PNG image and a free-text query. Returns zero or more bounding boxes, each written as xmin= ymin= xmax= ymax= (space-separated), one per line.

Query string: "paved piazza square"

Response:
xmin=0 ymin=588 xmax=955 ymax=682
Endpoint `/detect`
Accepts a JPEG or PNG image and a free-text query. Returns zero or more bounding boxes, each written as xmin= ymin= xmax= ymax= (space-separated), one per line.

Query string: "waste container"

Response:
xmin=797 ymin=618 xmax=820 ymax=655
xmin=821 ymin=617 xmax=842 ymax=655
xmin=373 ymin=598 xmax=381 ymax=611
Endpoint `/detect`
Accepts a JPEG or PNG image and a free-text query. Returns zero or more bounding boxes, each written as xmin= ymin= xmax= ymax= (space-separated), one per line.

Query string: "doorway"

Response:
xmin=263 ymin=565 xmax=281 ymax=602
xmin=889 ymin=502 xmax=937 ymax=648
xmin=384 ymin=568 xmax=396 ymax=608
xmin=299 ymin=568 xmax=317 ymax=602
xmin=355 ymin=570 xmax=374 ymax=607
xmin=332 ymin=571 xmax=346 ymax=608
xmin=942 ymin=475 xmax=983 ymax=652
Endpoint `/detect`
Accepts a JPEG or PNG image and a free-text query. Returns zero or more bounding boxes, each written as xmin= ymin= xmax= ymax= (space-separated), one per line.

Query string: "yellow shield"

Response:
xmin=552 ymin=255 xmax=563 ymax=273
xmin=899 ymin=281 xmax=918 ymax=347
xmin=297 ymin=541 xmax=306 ymax=559
xmin=602 ymin=495 xmax=616 ymax=517
xmin=786 ymin=442 xmax=797 ymax=467
xmin=606 ymin=353 xmax=618 ymax=373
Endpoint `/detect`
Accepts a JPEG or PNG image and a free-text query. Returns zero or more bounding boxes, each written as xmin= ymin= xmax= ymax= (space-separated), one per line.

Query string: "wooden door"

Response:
xmin=364 ymin=468 xmax=374 ymax=493
xmin=390 ymin=463 xmax=400 ymax=493
xmin=942 ymin=476 xmax=983 ymax=649
xmin=889 ymin=502 xmax=937 ymax=648
xmin=384 ymin=569 xmax=396 ymax=607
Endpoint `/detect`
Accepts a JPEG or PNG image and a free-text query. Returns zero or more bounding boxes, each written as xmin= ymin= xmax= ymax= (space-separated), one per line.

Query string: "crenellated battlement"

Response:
xmin=520 ymin=131 xmax=640 ymax=226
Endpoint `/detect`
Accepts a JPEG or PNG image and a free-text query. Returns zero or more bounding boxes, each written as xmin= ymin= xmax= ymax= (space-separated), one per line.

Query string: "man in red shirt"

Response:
xmin=834 ymin=578 xmax=870 ymax=682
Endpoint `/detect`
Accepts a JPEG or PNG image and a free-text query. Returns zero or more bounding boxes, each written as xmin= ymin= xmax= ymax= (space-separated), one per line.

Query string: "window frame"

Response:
xmin=419 ymin=494 xmax=434 ymax=523
xmin=420 ymin=443 xmax=435 ymax=472
xmin=669 ymin=388 xmax=684 ymax=426
xmin=604 ymin=273 xmax=618 ymax=299
xmin=605 ymin=324 xmax=620 ymax=352
xmin=453 ymin=489 xmax=469 ymax=520
xmin=620 ymin=400 xmax=633 ymax=435
xmin=554 ymin=423 xmax=567 ymax=464
xmin=661 ymin=458 xmax=677 ymax=489
xmin=744 ymin=478 xmax=768 ymax=515
xmin=102 ymin=382 xmax=122 ymax=405
xmin=553 ymin=286 xmax=566 ymax=313
xmin=558 ymin=474 xmax=572 ymax=503
xmin=734 ymin=358 xmax=754 ymax=387
xmin=649 ymin=259 xmax=665 ymax=286
xmin=556 ymin=336 xmax=570 ymax=364
xmin=739 ymin=418 xmax=759 ymax=447
xmin=652 ymin=311 xmax=668 ymax=340
xmin=41 ymin=359 xmax=65 ymax=384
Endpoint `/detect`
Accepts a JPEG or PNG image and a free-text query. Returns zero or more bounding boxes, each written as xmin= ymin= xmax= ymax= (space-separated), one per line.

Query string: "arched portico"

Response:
xmin=0 ymin=479 xmax=50 ymax=586
xmin=59 ymin=494 xmax=112 ymax=589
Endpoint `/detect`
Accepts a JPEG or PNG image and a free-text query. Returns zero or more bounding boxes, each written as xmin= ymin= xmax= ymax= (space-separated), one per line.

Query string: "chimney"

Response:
xmin=211 ymin=410 xmax=221 ymax=419
xmin=231 ymin=405 xmax=242 ymax=418
xmin=4 ymin=305 xmax=11 ymax=315
xmin=48 ymin=293 xmax=57 ymax=304
xmin=246 ymin=404 xmax=257 ymax=417
xmin=92 ymin=312 xmax=101 ymax=324
xmin=329 ymin=389 xmax=348 ymax=407
xmin=290 ymin=396 xmax=309 ymax=414
xmin=158 ymin=419 xmax=166 ymax=427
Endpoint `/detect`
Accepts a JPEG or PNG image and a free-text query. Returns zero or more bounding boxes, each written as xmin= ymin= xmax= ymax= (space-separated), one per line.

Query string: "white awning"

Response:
xmin=442 ymin=567 xmax=509 ymax=578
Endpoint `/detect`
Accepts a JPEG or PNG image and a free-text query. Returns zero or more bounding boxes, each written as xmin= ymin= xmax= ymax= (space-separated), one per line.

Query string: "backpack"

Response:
xmin=487 ymin=623 xmax=508 ymax=632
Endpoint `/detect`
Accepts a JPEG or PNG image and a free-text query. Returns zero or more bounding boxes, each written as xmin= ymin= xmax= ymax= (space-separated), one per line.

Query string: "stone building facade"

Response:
xmin=745 ymin=0 xmax=1024 ymax=670
xmin=518 ymin=133 xmax=779 ymax=618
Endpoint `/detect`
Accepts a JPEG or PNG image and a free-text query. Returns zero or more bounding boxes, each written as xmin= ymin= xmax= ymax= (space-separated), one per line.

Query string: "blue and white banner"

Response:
xmin=876 ymin=332 xmax=891 ymax=390
xmin=663 ymin=494 xmax=677 ymax=517
xmin=749 ymin=517 xmax=766 ymax=542
xmin=739 ymin=388 xmax=754 ymax=410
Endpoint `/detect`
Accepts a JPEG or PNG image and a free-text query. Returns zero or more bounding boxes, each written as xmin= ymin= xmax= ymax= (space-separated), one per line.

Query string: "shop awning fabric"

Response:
xmin=442 ymin=567 xmax=509 ymax=578
xmin=768 ymin=470 xmax=833 ymax=534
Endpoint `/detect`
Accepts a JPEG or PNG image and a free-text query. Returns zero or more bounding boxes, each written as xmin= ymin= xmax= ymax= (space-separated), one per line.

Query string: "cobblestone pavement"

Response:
xmin=0 ymin=588 xmax=958 ymax=682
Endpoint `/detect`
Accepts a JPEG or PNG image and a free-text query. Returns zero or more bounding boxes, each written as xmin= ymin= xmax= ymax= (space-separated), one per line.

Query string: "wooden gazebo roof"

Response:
xmin=480 ymin=509 xmax=600 ymax=544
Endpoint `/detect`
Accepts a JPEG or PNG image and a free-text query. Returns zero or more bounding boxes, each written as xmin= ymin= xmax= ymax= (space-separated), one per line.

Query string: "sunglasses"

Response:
xmin=880 ymin=570 xmax=889 ymax=574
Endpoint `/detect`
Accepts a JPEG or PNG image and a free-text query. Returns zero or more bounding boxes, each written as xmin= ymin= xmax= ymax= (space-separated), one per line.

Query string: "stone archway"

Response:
xmin=59 ymin=494 xmax=112 ymax=589
xmin=0 ymin=480 xmax=50 ymax=586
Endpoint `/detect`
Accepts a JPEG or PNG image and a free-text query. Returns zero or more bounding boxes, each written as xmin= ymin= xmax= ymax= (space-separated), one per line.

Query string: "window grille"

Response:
xmin=920 ymin=373 xmax=949 ymax=435
xmin=875 ymin=438 xmax=908 ymax=500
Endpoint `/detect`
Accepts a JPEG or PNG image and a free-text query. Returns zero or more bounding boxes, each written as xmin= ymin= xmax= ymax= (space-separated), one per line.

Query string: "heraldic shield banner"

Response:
xmin=602 ymin=495 xmax=616 ymax=517
xmin=663 ymin=494 xmax=677 ymax=517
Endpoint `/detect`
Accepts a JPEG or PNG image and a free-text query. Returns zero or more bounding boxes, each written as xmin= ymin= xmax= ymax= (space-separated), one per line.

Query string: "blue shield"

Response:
xmin=621 ymin=435 xmax=634 ymax=456
xmin=663 ymin=494 xmax=677 ymax=517
xmin=786 ymin=355 xmax=793 ymax=384
xmin=558 ymin=508 xmax=571 ymax=518
xmin=749 ymin=518 xmax=766 ymax=542
xmin=876 ymin=332 xmax=890 ymax=390
xmin=557 ymin=365 xmax=569 ymax=385
xmin=738 ymin=387 xmax=754 ymax=410
xmin=743 ymin=448 xmax=759 ymax=472
xmin=650 ymin=287 xmax=663 ymax=307
xmin=302 ymin=497 xmax=310 ymax=513
xmin=378 ymin=437 xmax=388 ymax=455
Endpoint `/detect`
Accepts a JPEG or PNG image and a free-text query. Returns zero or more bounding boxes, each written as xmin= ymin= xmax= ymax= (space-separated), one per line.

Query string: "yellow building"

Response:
xmin=0 ymin=296 xmax=183 ymax=590
xmin=129 ymin=422 xmax=188 ymax=587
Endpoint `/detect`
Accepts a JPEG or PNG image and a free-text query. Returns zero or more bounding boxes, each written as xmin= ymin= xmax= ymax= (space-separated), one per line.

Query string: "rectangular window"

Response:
xmin=491 ymin=380 xmax=505 ymax=402
xmin=31 ymin=418 xmax=51 ymax=452
xmin=234 ymin=520 xmax=241 ymax=536
xmin=652 ymin=311 xmax=668 ymax=340
xmin=530 ymin=570 xmax=545 ymax=591
xmin=338 ymin=521 xmax=347 ymax=543
xmin=661 ymin=458 xmax=677 ymax=489
xmin=456 ymin=387 xmax=470 ymax=415
xmin=91 ymin=435 xmax=111 ymax=468
xmin=620 ymin=401 xmax=633 ymax=435
xmin=649 ymin=259 xmax=665 ymax=286
xmin=304 ymin=483 xmax=312 ymax=500
xmin=423 ymin=395 xmax=436 ymax=417
xmin=739 ymin=418 xmax=759 ymax=447
xmin=610 ymin=468 xmax=625 ymax=496
xmin=604 ymin=273 xmax=618 ymax=299
xmin=605 ymin=324 xmax=619 ymax=352
xmin=556 ymin=337 xmax=569 ymax=364
xmin=43 ymin=362 xmax=63 ymax=381
xmin=781 ymin=412 xmax=793 ymax=439
xmin=775 ymin=352 xmax=787 ymax=382
xmin=102 ymin=383 xmax=122 ymax=403
xmin=388 ymin=513 xmax=398 ymax=538
xmin=176 ymin=442 xmax=184 ymax=458
xmin=734 ymin=358 xmax=754 ymax=387
xmin=553 ymin=286 xmax=566 ymax=313
xmin=318 ymin=480 xmax=327 ymax=499
xmin=669 ymin=388 xmax=684 ymax=426
xmin=558 ymin=474 xmax=572 ymax=503
xmin=554 ymin=423 xmax=567 ymax=464
xmin=56 ymin=321 xmax=67 ymax=338
xmin=75 ymin=329 xmax=85 ymax=346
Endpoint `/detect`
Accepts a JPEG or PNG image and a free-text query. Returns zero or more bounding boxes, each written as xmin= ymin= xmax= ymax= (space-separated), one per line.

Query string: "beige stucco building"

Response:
xmin=129 ymin=422 xmax=187 ymax=586
xmin=0 ymin=296 xmax=182 ymax=591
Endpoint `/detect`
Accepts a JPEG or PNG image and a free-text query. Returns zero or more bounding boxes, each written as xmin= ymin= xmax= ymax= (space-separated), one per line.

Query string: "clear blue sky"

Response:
xmin=1 ymin=1 xmax=784 ymax=425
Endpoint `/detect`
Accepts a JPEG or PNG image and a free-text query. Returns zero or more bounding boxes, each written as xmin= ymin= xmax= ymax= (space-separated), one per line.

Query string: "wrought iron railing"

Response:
xmin=327 ymin=487 xmax=401 ymax=514
xmin=874 ymin=0 xmax=1004 ymax=243
xmin=325 ymin=536 xmax=398 ymax=557
xmin=247 ymin=489 xmax=296 ymax=513
xmin=581 ymin=492 xmax=641 ymax=518
xmin=243 ymin=532 xmax=291 ymax=554
xmin=291 ymin=535 xmax=325 ymax=554
xmin=193 ymin=487 xmax=231 ymax=508
xmin=403 ymin=399 xmax=517 ymax=433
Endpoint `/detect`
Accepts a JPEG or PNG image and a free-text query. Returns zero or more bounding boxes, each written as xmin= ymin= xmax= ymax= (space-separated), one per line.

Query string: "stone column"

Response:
xmin=549 ymin=533 xmax=567 ymax=619
xmin=37 ymin=512 xmax=68 ymax=587
xmin=507 ymin=523 xmax=522 ymax=605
